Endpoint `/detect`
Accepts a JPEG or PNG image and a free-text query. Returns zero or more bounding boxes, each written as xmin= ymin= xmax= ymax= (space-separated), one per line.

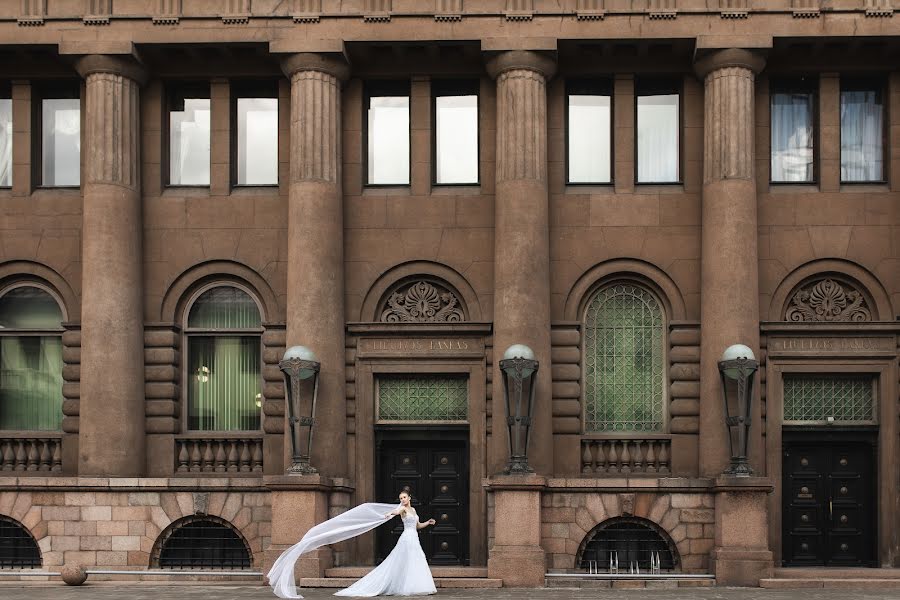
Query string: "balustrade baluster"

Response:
xmin=645 ymin=441 xmax=657 ymax=473
xmin=608 ymin=440 xmax=619 ymax=473
xmin=15 ymin=441 xmax=26 ymax=471
xmin=215 ymin=441 xmax=227 ymax=472
xmin=582 ymin=442 xmax=593 ymax=474
xmin=39 ymin=440 xmax=51 ymax=471
xmin=190 ymin=441 xmax=202 ymax=472
xmin=632 ymin=440 xmax=645 ymax=473
xmin=251 ymin=441 xmax=263 ymax=473
xmin=202 ymin=441 xmax=215 ymax=472
xmin=26 ymin=441 xmax=39 ymax=471
xmin=239 ymin=440 xmax=251 ymax=472
xmin=227 ymin=441 xmax=239 ymax=472
xmin=51 ymin=440 xmax=62 ymax=472
xmin=1 ymin=441 xmax=13 ymax=470
xmin=620 ymin=441 xmax=632 ymax=474
xmin=176 ymin=442 xmax=189 ymax=472
xmin=658 ymin=442 xmax=670 ymax=473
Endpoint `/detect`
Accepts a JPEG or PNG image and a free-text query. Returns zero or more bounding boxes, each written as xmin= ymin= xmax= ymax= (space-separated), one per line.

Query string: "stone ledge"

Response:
xmin=0 ymin=476 xmax=268 ymax=492
xmin=545 ymin=477 xmax=713 ymax=491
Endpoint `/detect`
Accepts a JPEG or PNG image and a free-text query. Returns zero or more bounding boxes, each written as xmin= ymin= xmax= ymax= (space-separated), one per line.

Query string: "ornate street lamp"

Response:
xmin=499 ymin=344 xmax=539 ymax=475
xmin=279 ymin=346 xmax=320 ymax=475
xmin=717 ymin=344 xmax=759 ymax=477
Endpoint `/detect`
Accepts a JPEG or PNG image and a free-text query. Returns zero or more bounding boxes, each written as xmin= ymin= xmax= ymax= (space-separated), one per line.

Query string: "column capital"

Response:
xmin=73 ymin=54 xmax=148 ymax=86
xmin=693 ymin=48 xmax=766 ymax=79
xmin=484 ymin=50 xmax=557 ymax=81
xmin=280 ymin=53 xmax=350 ymax=82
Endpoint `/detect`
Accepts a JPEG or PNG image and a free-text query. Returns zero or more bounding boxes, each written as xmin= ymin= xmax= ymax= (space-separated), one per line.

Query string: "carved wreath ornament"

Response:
xmin=380 ymin=281 xmax=465 ymax=323
xmin=785 ymin=279 xmax=872 ymax=322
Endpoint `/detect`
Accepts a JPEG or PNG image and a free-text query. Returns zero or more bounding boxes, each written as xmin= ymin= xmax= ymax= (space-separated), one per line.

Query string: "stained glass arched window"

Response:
xmin=583 ymin=283 xmax=665 ymax=433
xmin=185 ymin=285 xmax=262 ymax=431
xmin=0 ymin=285 xmax=64 ymax=431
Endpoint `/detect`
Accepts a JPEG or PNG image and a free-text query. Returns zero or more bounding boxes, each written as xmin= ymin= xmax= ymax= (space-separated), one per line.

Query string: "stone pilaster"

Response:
xmin=281 ymin=53 xmax=349 ymax=479
xmin=694 ymin=48 xmax=766 ymax=478
xmin=486 ymin=50 xmax=555 ymax=476
xmin=74 ymin=54 xmax=147 ymax=476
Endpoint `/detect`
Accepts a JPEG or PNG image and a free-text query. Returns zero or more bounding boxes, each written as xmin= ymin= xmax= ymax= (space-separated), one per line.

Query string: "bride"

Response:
xmin=267 ymin=490 xmax=437 ymax=598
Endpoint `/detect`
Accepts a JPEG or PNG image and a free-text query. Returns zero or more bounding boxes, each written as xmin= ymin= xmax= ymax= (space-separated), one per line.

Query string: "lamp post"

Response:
xmin=717 ymin=344 xmax=758 ymax=477
xmin=279 ymin=346 xmax=320 ymax=475
xmin=499 ymin=344 xmax=539 ymax=475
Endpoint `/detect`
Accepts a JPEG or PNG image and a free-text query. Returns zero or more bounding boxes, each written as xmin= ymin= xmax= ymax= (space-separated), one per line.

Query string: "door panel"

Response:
xmin=783 ymin=434 xmax=876 ymax=567
xmin=376 ymin=433 xmax=468 ymax=566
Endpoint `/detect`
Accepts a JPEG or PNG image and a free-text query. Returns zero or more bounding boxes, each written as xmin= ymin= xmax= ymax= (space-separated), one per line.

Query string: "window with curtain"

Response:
xmin=169 ymin=83 xmax=211 ymax=186
xmin=366 ymin=81 xmax=410 ymax=185
xmin=636 ymin=80 xmax=680 ymax=184
xmin=583 ymin=283 xmax=665 ymax=433
xmin=840 ymin=79 xmax=884 ymax=183
xmin=1 ymin=83 xmax=11 ymax=188
xmin=185 ymin=286 xmax=262 ymax=431
xmin=567 ymin=79 xmax=612 ymax=184
xmin=433 ymin=80 xmax=479 ymax=185
xmin=38 ymin=83 xmax=81 ymax=187
xmin=0 ymin=285 xmax=64 ymax=431
xmin=234 ymin=81 xmax=279 ymax=186
xmin=770 ymin=78 xmax=816 ymax=183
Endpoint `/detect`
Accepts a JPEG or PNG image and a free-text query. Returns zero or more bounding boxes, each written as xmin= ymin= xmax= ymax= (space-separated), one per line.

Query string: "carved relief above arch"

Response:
xmin=768 ymin=259 xmax=892 ymax=322
xmin=159 ymin=260 xmax=279 ymax=324
xmin=563 ymin=259 xmax=687 ymax=322
xmin=359 ymin=261 xmax=483 ymax=322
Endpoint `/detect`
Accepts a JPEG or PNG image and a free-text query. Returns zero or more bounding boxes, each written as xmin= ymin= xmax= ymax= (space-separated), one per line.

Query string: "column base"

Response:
xmin=710 ymin=548 xmax=773 ymax=586
xmin=487 ymin=545 xmax=546 ymax=587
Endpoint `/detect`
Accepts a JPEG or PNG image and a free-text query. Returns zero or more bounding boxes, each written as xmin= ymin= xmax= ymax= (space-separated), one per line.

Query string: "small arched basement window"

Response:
xmin=576 ymin=517 xmax=678 ymax=573
xmin=0 ymin=515 xmax=41 ymax=568
xmin=152 ymin=516 xmax=251 ymax=569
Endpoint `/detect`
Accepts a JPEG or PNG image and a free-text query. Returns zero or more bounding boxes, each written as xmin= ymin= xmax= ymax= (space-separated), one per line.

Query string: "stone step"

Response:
xmin=545 ymin=577 xmax=716 ymax=589
xmin=299 ymin=577 xmax=502 ymax=589
xmin=325 ymin=566 xmax=488 ymax=578
xmin=761 ymin=578 xmax=900 ymax=589
xmin=774 ymin=567 xmax=900 ymax=579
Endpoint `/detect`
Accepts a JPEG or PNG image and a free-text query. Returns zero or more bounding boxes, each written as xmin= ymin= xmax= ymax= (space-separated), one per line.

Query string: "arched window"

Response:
xmin=152 ymin=515 xmax=251 ymax=569
xmin=185 ymin=285 xmax=262 ymax=431
xmin=0 ymin=515 xmax=42 ymax=568
xmin=576 ymin=517 xmax=678 ymax=573
xmin=583 ymin=283 xmax=665 ymax=433
xmin=0 ymin=285 xmax=64 ymax=431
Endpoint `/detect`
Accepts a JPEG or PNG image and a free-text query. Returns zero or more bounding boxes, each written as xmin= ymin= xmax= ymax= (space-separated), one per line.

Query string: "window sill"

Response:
xmin=431 ymin=184 xmax=481 ymax=196
xmin=230 ymin=185 xmax=281 ymax=196
xmin=839 ymin=183 xmax=890 ymax=193
xmin=634 ymin=183 xmax=684 ymax=194
xmin=565 ymin=184 xmax=613 ymax=194
xmin=161 ymin=186 xmax=211 ymax=198
xmin=363 ymin=185 xmax=411 ymax=197
xmin=767 ymin=183 xmax=819 ymax=194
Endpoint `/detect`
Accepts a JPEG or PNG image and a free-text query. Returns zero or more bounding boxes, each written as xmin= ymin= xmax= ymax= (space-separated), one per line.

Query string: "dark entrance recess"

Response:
xmin=152 ymin=515 xmax=252 ymax=569
xmin=782 ymin=429 xmax=877 ymax=567
xmin=0 ymin=516 xmax=41 ymax=568
xmin=576 ymin=517 xmax=679 ymax=573
xmin=375 ymin=426 xmax=468 ymax=566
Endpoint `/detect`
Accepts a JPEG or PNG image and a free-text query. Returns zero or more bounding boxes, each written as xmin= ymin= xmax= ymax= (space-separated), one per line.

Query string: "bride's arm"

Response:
xmin=415 ymin=518 xmax=436 ymax=530
xmin=384 ymin=507 xmax=403 ymax=518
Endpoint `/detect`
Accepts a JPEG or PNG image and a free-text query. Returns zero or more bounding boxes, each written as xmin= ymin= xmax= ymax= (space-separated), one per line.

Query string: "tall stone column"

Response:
xmin=74 ymin=55 xmax=147 ymax=476
xmin=281 ymin=53 xmax=349 ymax=479
xmin=486 ymin=51 xmax=556 ymax=477
xmin=695 ymin=48 xmax=766 ymax=478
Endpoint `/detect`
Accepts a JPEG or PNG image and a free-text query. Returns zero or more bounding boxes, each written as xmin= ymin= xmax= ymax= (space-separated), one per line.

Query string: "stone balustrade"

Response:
xmin=0 ymin=437 xmax=62 ymax=472
xmin=581 ymin=438 xmax=671 ymax=475
xmin=175 ymin=438 xmax=263 ymax=474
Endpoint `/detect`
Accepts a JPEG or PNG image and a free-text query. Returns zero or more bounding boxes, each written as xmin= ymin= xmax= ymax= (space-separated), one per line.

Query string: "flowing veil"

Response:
xmin=267 ymin=502 xmax=402 ymax=599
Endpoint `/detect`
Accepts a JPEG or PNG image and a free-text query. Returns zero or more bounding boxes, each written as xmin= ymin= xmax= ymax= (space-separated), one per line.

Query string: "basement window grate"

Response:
xmin=0 ymin=516 xmax=41 ymax=568
xmin=576 ymin=517 xmax=678 ymax=573
xmin=153 ymin=516 xmax=251 ymax=569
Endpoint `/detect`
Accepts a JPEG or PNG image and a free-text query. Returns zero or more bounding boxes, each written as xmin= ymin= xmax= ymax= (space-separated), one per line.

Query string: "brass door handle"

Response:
xmin=829 ymin=500 xmax=833 ymax=519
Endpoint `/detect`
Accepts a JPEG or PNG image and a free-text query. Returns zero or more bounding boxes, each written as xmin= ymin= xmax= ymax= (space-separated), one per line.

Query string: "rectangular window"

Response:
xmin=770 ymin=78 xmax=816 ymax=183
xmin=0 ymin=83 xmax=11 ymax=187
xmin=783 ymin=375 xmax=874 ymax=425
xmin=234 ymin=82 xmax=278 ymax=186
xmin=377 ymin=375 xmax=468 ymax=422
xmin=840 ymin=78 xmax=885 ymax=183
xmin=366 ymin=81 xmax=410 ymax=185
xmin=567 ymin=79 xmax=612 ymax=184
xmin=168 ymin=84 xmax=211 ymax=186
xmin=37 ymin=83 xmax=81 ymax=187
xmin=187 ymin=336 xmax=261 ymax=431
xmin=636 ymin=79 xmax=680 ymax=184
xmin=433 ymin=80 xmax=479 ymax=185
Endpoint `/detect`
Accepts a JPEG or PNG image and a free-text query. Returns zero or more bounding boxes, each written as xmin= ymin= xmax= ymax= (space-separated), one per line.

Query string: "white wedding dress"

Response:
xmin=335 ymin=509 xmax=437 ymax=597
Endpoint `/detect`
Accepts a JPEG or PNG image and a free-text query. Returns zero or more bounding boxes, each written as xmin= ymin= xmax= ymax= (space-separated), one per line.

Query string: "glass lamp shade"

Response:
xmin=283 ymin=346 xmax=319 ymax=379
xmin=502 ymin=344 xmax=536 ymax=378
xmin=720 ymin=344 xmax=756 ymax=379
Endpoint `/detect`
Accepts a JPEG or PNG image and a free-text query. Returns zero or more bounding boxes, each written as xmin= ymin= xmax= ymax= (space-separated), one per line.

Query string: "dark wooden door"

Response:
xmin=783 ymin=432 xmax=876 ymax=566
xmin=376 ymin=429 xmax=468 ymax=566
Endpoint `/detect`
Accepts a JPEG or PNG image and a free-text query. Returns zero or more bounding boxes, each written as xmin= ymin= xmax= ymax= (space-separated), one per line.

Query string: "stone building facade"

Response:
xmin=0 ymin=0 xmax=898 ymax=589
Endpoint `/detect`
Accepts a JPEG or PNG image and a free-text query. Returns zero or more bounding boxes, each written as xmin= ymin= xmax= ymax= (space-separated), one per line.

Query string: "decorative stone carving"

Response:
xmin=785 ymin=279 xmax=872 ymax=323
xmin=193 ymin=492 xmax=210 ymax=515
xmin=380 ymin=281 xmax=465 ymax=323
xmin=576 ymin=0 xmax=605 ymax=20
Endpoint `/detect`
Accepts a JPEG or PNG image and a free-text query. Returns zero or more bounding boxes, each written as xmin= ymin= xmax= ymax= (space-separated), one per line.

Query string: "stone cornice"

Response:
xmin=280 ymin=52 xmax=350 ymax=82
xmin=485 ymin=49 xmax=557 ymax=80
